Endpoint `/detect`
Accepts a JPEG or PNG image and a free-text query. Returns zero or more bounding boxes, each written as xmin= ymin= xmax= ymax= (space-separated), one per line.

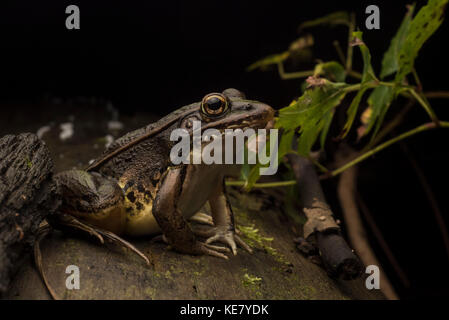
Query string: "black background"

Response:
xmin=1 ymin=0 xmax=449 ymax=299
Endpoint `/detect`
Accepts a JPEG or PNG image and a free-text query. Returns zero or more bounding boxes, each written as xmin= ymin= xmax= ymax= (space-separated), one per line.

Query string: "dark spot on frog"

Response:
xmin=126 ymin=207 xmax=133 ymax=213
xmin=123 ymin=180 xmax=135 ymax=193
xmin=127 ymin=191 xmax=136 ymax=203
xmin=136 ymin=202 xmax=143 ymax=211
xmin=137 ymin=183 xmax=145 ymax=193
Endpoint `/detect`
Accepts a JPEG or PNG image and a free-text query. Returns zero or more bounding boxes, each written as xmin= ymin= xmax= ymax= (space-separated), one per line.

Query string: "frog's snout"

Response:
xmin=257 ymin=102 xmax=276 ymax=124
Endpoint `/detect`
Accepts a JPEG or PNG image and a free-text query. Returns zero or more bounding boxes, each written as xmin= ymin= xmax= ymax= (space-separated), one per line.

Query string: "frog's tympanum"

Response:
xmin=37 ymin=88 xmax=274 ymax=298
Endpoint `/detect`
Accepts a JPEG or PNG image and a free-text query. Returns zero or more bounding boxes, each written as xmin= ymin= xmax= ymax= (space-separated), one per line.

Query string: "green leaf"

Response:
xmin=352 ymin=31 xmax=377 ymax=83
xmin=244 ymin=163 xmax=262 ymax=191
xmin=339 ymin=87 xmax=369 ymax=139
xmin=313 ymin=61 xmax=346 ymax=82
xmin=278 ymin=130 xmax=296 ymax=159
xmin=364 ymin=85 xmax=395 ymax=138
xmin=338 ymin=32 xmax=376 ymax=138
xmin=247 ymin=51 xmax=289 ymax=71
xmin=320 ymin=108 xmax=334 ymax=148
xmin=380 ymin=4 xmax=415 ymax=79
xmin=276 ymin=81 xmax=349 ymax=156
xmin=298 ymin=11 xmax=350 ymax=31
xmin=395 ymin=0 xmax=448 ymax=82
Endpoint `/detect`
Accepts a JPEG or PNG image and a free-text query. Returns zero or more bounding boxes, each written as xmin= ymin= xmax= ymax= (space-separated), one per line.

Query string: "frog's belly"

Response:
xmin=118 ymin=178 xmax=162 ymax=236
xmin=124 ymin=202 xmax=161 ymax=236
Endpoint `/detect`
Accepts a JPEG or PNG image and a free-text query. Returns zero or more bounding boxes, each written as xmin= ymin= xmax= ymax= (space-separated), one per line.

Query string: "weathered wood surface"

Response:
xmin=5 ymin=187 xmax=382 ymax=300
xmin=0 ymin=133 xmax=59 ymax=295
xmin=2 ymin=106 xmax=384 ymax=300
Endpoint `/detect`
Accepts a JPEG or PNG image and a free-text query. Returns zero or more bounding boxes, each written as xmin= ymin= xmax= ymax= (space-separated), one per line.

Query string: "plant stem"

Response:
xmin=409 ymin=88 xmax=440 ymax=125
xmin=345 ymin=12 xmax=356 ymax=72
xmin=412 ymin=68 xmax=422 ymax=91
xmin=277 ymin=62 xmax=314 ymax=80
xmin=424 ymin=91 xmax=449 ymax=99
xmin=225 ymin=180 xmax=297 ymax=188
xmin=347 ymin=70 xmax=362 ymax=80
xmin=333 ymin=40 xmax=346 ymax=65
xmin=363 ymin=99 xmax=415 ymax=152
xmin=324 ymin=121 xmax=449 ymax=178
xmin=309 ymin=157 xmax=329 ymax=173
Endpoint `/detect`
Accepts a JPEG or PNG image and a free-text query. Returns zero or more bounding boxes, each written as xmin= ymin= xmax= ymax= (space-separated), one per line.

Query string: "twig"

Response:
xmin=424 ymin=91 xmax=449 ymax=99
xmin=412 ymin=68 xmax=423 ymax=92
xmin=277 ymin=62 xmax=314 ymax=80
xmin=356 ymin=192 xmax=411 ymax=288
xmin=336 ymin=147 xmax=399 ymax=299
xmin=345 ymin=13 xmax=356 ymax=72
xmin=333 ymin=40 xmax=346 ymax=65
xmin=225 ymin=180 xmax=296 ymax=188
xmin=408 ymin=88 xmax=440 ymax=126
xmin=323 ymin=121 xmax=449 ymax=179
xmin=399 ymin=142 xmax=449 ymax=261
xmin=287 ymin=154 xmax=363 ymax=279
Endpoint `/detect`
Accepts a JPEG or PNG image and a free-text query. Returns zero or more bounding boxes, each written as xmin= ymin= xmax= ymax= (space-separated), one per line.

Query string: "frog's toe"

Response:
xmin=205 ymin=232 xmax=238 ymax=255
xmin=234 ymin=234 xmax=253 ymax=254
xmin=199 ymin=243 xmax=230 ymax=260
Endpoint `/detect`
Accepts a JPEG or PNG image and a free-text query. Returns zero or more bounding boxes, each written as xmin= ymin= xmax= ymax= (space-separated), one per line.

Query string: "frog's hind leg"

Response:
xmin=49 ymin=213 xmax=151 ymax=266
xmin=35 ymin=215 xmax=151 ymax=300
xmin=53 ymin=170 xmax=151 ymax=266
xmin=34 ymin=223 xmax=61 ymax=300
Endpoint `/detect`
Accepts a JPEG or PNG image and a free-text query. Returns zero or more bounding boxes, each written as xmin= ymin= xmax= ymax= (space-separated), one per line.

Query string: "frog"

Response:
xmin=35 ymin=88 xmax=275 ymax=298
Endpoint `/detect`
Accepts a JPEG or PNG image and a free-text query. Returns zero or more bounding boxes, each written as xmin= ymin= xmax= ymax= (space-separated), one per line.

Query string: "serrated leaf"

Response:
xmin=339 ymin=86 xmax=369 ymax=139
xmin=380 ymin=4 xmax=415 ymax=79
xmin=314 ymin=61 xmax=346 ymax=82
xmin=247 ymin=51 xmax=290 ymax=71
xmin=298 ymin=11 xmax=350 ymax=31
xmin=395 ymin=0 xmax=448 ymax=82
xmin=276 ymin=81 xmax=349 ymax=156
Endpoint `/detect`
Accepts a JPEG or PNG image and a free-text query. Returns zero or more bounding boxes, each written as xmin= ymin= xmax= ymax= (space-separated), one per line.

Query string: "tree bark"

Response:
xmin=0 ymin=133 xmax=60 ymax=295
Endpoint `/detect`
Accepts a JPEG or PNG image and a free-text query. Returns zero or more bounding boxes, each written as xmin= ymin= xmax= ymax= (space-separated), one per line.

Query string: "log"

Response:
xmin=0 ymin=133 xmax=60 ymax=295
xmin=2 ymin=110 xmax=382 ymax=300
xmin=286 ymin=153 xmax=363 ymax=279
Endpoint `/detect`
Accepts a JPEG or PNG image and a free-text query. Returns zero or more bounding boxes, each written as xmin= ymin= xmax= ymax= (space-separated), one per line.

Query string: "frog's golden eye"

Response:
xmin=201 ymin=93 xmax=228 ymax=117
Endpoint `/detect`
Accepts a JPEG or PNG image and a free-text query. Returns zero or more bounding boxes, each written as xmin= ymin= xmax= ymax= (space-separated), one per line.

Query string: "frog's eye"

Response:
xmin=201 ymin=93 xmax=228 ymax=117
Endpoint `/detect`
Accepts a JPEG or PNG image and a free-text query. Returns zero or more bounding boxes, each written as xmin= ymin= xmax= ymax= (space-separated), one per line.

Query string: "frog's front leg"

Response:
xmin=203 ymin=180 xmax=253 ymax=255
xmin=152 ymin=167 xmax=230 ymax=259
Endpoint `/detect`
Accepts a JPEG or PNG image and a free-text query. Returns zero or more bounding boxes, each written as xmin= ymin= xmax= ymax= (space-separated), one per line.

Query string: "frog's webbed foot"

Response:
xmin=192 ymin=225 xmax=253 ymax=255
xmin=50 ymin=214 xmax=151 ymax=266
xmin=195 ymin=241 xmax=231 ymax=260
xmin=151 ymin=232 xmax=231 ymax=260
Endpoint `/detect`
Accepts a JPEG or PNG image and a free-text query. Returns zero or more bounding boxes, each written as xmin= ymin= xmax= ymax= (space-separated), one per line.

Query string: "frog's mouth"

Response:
xmin=202 ymin=101 xmax=275 ymax=132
